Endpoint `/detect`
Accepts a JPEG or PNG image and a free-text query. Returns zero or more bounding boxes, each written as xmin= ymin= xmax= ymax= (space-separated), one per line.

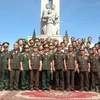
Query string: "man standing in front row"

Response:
xmin=90 ymin=47 xmax=100 ymax=91
xmin=0 ymin=45 xmax=2 ymax=82
xmin=20 ymin=45 xmax=30 ymax=91
xmin=77 ymin=47 xmax=90 ymax=92
xmin=8 ymin=43 xmax=20 ymax=90
xmin=29 ymin=44 xmax=42 ymax=91
xmin=41 ymin=44 xmax=53 ymax=91
xmin=65 ymin=45 xmax=78 ymax=91
xmin=0 ymin=42 xmax=10 ymax=90
xmin=53 ymin=44 xmax=67 ymax=91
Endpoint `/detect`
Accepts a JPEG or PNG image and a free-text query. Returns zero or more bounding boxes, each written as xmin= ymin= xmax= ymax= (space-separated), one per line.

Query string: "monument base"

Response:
xmin=28 ymin=35 xmax=63 ymax=43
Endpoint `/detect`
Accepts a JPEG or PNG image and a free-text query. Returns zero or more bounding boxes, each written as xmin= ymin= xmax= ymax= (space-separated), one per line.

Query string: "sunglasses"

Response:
xmin=4 ymin=46 xmax=8 ymax=48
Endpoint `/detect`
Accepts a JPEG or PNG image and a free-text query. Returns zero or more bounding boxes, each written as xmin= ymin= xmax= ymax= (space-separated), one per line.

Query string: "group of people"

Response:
xmin=0 ymin=36 xmax=100 ymax=92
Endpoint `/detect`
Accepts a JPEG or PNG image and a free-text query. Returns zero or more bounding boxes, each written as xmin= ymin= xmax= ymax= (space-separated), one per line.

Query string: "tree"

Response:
xmin=65 ymin=30 xmax=69 ymax=43
xmin=32 ymin=29 xmax=36 ymax=40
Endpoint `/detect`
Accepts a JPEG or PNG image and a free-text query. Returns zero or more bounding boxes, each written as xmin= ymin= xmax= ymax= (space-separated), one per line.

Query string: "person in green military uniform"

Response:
xmin=65 ymin=45 xmax=78 ymax=91
xmin=8 ymin=43 xmax=21 ymax=90
xmin=89 ymin=47 xmax=100 ymax=92
xmin=53 ymin=44 xmax=67 ymax=91
xmin=20 ymin=45 xmax=30 ymax=91
xmin=41 ymin=44 xmax=53 ymax=91
xmin=77 ymin=47 xmax=90 ymax=92
xmin=0 ymin=42 xmax=10 ymax=90
xmin=29 ymin=44 xmax=42 ymax=91
xmin=0 ymin=44 xmax=2 ymax=82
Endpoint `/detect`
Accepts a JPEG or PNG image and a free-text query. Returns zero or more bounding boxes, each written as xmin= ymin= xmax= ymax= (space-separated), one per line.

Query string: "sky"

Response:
xmin=0 ymin=0 xmax=100 ymax=49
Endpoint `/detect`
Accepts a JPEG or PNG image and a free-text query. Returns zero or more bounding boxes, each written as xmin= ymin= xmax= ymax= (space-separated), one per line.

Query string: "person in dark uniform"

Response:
xmin=49 ymin=42 xmax=55 ymax=88
xmin=41 ymin=44 xmax=53 ymax=91
xmin=34 ymin=38 xmax=40 ymax=46
xmin=90 ymin=47 xmax=100 ymax=91
xmin=20 ymin=45 xmax=30 ymax=91
xmin=29 ymin=44 xmax=42 ymax=91
xmin=29 ymin=39 xmax=34 ymax=53
xmin=53 ymin=44 xmax=67 ymax=91
xmin=65 ymin=45 xmax=78 ymax=91
xmin=77 ymin=47 xmax=90 ymax=92
xmin=0 ymin=42 xmax=10 ymax=90
xmin=0 ymin=45 xmax=2 ymax=82
xmin=18 ymin=39 xmax=25 ymax=53
xmin=8 ymin=43 xmax=20 ymax=90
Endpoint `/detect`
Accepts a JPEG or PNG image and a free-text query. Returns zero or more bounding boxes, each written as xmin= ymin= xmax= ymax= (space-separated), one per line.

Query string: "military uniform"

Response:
xmin=65 ymin=52 xmax=77 ymax=91
xmin=20 ymin=46 xmax=30 ymax=90
xmin=0 ymin=50 xmax=2 ymax=82
xmin=41 ymin=44 xmax=53 ymax=90
xmin=8 ymin=50 xmax=20 ymax=90
xmin=49 ymin=43 xmax=55 ymax=86
xmin=53 ymin=49 xmax=65 ymax=90
xmin=0 ymin=50 xmax=10 ymax=90
xmin=90 ymin=54 xmax=100 ymax=91
xmin=29 ymin=46 xmax=42 ymax=90
xmin=77 ymin=48 xmax=90 ymax=91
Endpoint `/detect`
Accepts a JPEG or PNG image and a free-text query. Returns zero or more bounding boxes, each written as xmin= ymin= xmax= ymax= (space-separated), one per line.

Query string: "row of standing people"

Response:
xmin=0 ymin=37 xmax=100 ymax=92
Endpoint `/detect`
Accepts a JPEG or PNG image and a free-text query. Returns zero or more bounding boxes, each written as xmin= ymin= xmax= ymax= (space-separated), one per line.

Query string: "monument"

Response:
xmin=28 ymin=0 xmax=62 ymax=42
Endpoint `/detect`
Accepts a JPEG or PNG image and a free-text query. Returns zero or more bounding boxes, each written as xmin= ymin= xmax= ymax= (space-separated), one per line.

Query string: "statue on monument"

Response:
xmin=42 ymin=4 xmax=59 ymax=35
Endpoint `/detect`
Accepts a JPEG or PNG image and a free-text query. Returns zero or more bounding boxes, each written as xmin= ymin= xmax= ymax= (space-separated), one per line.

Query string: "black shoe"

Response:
xmin=22 ymin=88 xmax=25 ymax=91
xmin=34 ymin=88 xmax=39 ymax=91
xmin=80 ymin=88 xmax=84 ymax=92
xmin=42 ymin=88 xmax=45 ymax=91
xmin=0 ymin=88 xmax=3 ymax=91
xmin=30 ymin=88 xmax=33 ymax=91
xmin=66 ymin=88 xmax=70 ymax=92
xmin=10 ymin=88 xmax=13 ymax=91
xmin=85 ymin=88 xmax=89 ymax=92
xmin=55 ymin=88 xmax=58 ymax=91
xmin=14 ymin=87 xmax=19 ymax=90
xmin=26 ymin=87 xmax=29 ymax=90
xmin=91 ymin=89 xmax=95 ymax=92
xmin=61 ymin=88 xmax=64 ymax=91
xmin=71 ymin=88 xmax=75 ymax=91
xmin=47 ymin=88 xmax=50 ymax=91
xmin=4 ymin=87 xmax=9 ymax=90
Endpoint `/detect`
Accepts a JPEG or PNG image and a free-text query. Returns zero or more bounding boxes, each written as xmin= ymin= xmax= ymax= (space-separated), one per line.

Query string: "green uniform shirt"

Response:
xmin=20 ymin=52 xmax=30 ymax=70
xmin=8 ymin=50 xmax=20 ymax=69
xmin=41 ymin=53 xmax=53 ymax=70
xmin=1 ymin=51 xmax=10 ymax=70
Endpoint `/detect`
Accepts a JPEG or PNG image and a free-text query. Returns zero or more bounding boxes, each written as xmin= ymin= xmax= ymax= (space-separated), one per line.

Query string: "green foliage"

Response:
xmin=32 ymin=29 xmax=36 ymax=40
xmin=65 ymin=30 xmax=69 ymax=43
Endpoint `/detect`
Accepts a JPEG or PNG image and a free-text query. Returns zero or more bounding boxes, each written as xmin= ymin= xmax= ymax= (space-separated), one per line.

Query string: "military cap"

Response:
xmin=24 ymin=45 xmax=29 ymax=49
xmin=80 ymin=47 xmax=85 ymax=51
xmin=57 ymin=44 xmax=61 ymax=47
xmin=49 ymin=42 xmax=54 ymax=46
xmin=44 ymin=44 xmax=49 ymax=48
xmin=2 ymin=42 xmax=9 ymax=46
xmin=68 ymin=45 xmax=73 ymax=48
xmin=29 ymin=39 xmax=34 ymax=42
xmin=34 ymin=38 xmax=40 ymax=42
xmin=33 ymin=44 xmax=38 ymax=48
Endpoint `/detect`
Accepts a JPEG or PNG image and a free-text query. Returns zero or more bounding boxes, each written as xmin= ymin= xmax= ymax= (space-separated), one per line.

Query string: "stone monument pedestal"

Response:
xmin=39 ymin=35 xmax=63 ymax=42
xmin=28 ymin=35 xmax=63 ymax=43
